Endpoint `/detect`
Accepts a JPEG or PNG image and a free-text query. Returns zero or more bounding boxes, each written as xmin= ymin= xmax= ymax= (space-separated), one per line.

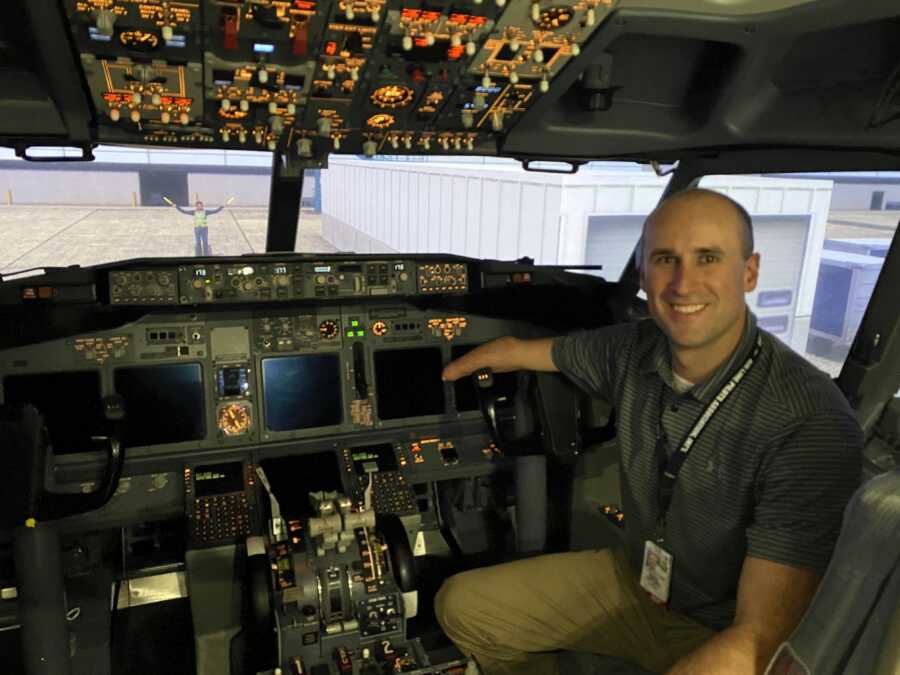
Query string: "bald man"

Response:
xmin=436 ymin=189 xmax=862 ymax=675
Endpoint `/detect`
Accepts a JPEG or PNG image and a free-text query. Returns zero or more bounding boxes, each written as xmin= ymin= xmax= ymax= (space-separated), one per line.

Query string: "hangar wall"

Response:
xmin=0 ymin=168 xmax=140 ymax=205
xmin=320 ymin=159 xmax=566 ymax=263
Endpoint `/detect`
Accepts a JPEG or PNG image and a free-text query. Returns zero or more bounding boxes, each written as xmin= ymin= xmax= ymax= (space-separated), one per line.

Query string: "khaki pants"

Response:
xmin=435 ymin=548 xmax=716 ymax=675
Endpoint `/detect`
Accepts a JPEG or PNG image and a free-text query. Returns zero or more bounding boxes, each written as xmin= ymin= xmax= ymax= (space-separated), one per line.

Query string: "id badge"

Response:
xmin=639 ymin=540 xmax=673 ymax=605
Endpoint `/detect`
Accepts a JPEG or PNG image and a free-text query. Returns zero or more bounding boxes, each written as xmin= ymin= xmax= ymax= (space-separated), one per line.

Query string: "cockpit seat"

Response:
xmin=764 ymin=468 xmax=900 ymax=675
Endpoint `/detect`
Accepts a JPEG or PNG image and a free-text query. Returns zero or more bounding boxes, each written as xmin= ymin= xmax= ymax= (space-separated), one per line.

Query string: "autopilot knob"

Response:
xmin=297 ymin=137 xmax=313 ymax=158
xmin=95 ymin=9 xmax=116 ymax=37
xmin=269 ymin=116 xmax=284 ymax=135
xmin=363 ymin=140 xmax=377 ymax=157
xmin=318 ymin=116 xmax=332 ymax=137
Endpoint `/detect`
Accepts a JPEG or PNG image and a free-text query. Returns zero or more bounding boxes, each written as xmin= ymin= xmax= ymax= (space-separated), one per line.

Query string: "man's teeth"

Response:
xmin=672 ymin=304 xmax=706 ymax=314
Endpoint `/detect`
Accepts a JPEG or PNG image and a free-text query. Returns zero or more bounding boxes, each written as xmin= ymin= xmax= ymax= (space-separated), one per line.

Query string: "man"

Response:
xmin=164 ymin=196 xmax=234 ymax=256
xmin=436 ymin=188 xmax=863 ymax=675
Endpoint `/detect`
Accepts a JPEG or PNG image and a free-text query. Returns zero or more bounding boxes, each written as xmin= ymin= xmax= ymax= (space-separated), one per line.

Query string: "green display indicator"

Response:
xmin=356 ymin=330 xmax=364 ymax=337
xmin=346 ymin=330 xmax=354 ymax=337
xmin=351 ymin=320 xmax=359 ymax=327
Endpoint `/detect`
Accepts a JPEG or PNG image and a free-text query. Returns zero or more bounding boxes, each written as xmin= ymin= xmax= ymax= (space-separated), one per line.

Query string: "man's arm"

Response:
xmin=206 ymin=205 xmax=225 ymax=215
xmin=667 ymin=556 xmax=821 ymax=675
xmin=441 ymin=336 xmax=557 ymax=382
xmin=666 ymin=556 xmax=820 ymax=675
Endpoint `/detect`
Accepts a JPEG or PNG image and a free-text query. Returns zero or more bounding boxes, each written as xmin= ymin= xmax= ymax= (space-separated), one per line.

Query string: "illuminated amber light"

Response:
xmin=367 ymin=113 xmax=395 ymax=129
xmin=535 ymin=7 xmax=574 ymax=30
xmin=120 ymin=30 xmax=159 ymax=49
xmin=218 ymin=403 xmax=252 ymax=436
xmin=370 ymin=85 xmax=414 ymax=109
xmin=218 ymin=107 xmax=249 ymax=119
xmin=427 ymin=317 xmax=469 ymax=341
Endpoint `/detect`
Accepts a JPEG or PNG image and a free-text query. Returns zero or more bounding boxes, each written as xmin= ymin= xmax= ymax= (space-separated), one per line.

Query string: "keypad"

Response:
xmin=191 ymin=493 xmax=251 ymax=544
xmin=366 ymin=471 xmax=417 ymax=514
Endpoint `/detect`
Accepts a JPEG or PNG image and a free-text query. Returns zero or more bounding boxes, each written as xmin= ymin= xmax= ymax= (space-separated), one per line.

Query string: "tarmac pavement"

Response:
xmin=0 ymin=206 xmax=336 ymax=275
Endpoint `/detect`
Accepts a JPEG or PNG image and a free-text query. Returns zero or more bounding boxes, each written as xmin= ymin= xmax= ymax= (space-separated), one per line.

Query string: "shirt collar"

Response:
xmin=640 ymin=310 xmax=758 ymax=403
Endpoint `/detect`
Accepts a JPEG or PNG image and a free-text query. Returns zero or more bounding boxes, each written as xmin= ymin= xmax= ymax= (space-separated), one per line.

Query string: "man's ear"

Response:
xmin=744 ymin=253 xmax=760 ymax=293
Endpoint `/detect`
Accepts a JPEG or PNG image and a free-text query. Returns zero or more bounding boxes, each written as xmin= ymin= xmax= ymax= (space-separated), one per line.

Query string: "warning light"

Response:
xmin=447 ymin=45 xmax=464 ymax=60
xmin=325 ymin=41 xmax=337 ymax=55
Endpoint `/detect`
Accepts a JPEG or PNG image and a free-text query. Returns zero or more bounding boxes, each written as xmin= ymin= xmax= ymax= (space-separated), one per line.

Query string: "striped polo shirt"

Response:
xmin=552 ymin=311 xmax=863 ymax=630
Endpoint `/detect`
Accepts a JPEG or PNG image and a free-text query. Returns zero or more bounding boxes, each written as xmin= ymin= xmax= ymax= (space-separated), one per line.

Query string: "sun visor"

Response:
xmin=0 ymin=68 xmax=67 ymax=138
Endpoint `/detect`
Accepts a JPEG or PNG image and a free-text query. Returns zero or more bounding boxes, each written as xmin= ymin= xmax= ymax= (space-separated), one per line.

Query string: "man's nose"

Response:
xmin=667 ymin=261 xmax=701 ymax=295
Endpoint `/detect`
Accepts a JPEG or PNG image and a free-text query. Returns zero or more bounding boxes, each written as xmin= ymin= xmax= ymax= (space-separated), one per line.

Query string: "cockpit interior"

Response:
xmin=0 ymin=1 xmax=898 ymax=674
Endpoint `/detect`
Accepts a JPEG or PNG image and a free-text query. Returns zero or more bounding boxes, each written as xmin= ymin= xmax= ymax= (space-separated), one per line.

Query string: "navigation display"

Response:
xmin=262 ymin=354 xmax=342 ymax=431
xmin=374 ymin=347 xmax=445 ymax=420
xmin=451 ymin=345 xmax=518 ymax=412
xmin=194 ymin=462 xmax=244 ymax=497
xmin=114 ymin=363 xmax=205 ymax=447
xmin=2 ymin=371 xmax=106 ymax=455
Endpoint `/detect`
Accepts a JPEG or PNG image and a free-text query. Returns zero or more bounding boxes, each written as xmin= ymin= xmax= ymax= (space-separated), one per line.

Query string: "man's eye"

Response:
xmin=700 ymin=254 xmax=719 ymax=264
xmin=654 ymin=256 xmax=674 ymax=265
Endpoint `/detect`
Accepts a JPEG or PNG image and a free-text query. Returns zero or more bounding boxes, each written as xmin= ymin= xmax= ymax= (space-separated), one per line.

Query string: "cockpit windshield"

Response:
xmin=2 ymin=149 xmax=893 ymax=381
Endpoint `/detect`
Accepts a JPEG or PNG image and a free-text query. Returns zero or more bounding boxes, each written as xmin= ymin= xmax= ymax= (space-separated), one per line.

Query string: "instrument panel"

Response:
xmin=0 ymin=301 xmax=518 ymax=459
xmin=61 ymin=0 xmax=616 ymax=159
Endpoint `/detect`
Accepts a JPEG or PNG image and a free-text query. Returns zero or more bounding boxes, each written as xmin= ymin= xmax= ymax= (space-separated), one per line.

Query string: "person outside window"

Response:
xmin=163 ymin=196 xmax=234 ymax=256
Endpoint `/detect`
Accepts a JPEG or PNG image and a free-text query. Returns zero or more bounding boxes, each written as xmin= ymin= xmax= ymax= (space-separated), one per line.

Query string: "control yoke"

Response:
xmin=0 ymin=400 xmax=125 ymax=528
xmin=1 ymin=400 xmax=125 ymax=675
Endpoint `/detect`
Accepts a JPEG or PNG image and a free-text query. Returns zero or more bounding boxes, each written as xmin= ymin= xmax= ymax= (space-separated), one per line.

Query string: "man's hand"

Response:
xmin=666 ymin=556 xmax=820 ymax=675
xmin=441 ymin=336 xmax=558 ymax=382
xmin=226 ymin=196 xmax=235 ymax=206
xmin=162 ymin=196 xmax=175 ymax=207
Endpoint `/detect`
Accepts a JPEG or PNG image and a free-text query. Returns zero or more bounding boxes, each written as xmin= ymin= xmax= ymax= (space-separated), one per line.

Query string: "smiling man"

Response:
xmin=435 ymin=188 xmax=863 ymax=675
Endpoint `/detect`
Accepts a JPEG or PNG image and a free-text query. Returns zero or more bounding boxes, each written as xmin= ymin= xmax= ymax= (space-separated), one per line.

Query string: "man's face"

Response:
xmin=196 ymin=201 xmax=204 ymax=210
xmin=639 ymin=194 xmax=759 ymax=352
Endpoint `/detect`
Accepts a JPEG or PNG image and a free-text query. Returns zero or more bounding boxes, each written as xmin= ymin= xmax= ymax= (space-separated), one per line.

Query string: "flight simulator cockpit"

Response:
xmin=0 ymin=252 xmax=601 ymax=675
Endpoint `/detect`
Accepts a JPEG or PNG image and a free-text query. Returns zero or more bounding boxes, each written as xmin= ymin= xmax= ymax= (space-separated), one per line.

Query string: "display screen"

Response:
xmin=350 ymin=443 xmax=398 ymax=475
xmin=114 ymin=363 xmax=205 ymax=447
xmin=217 ymin=366 xmax=249 ymax=397
xmin=262 ymin=354 xmax=342 ymax=431
xmin=451 ymin=345 xmax=518 ymax=412
xmin=259 ymin=452 xmax=344 ymax=518
xmin=374 ymin=347 xmax=445 ymax=420
xmin=2 ymin=371 xmax=106 ymax=455
xmin=194 ymin=461 xmax=244 ymax=497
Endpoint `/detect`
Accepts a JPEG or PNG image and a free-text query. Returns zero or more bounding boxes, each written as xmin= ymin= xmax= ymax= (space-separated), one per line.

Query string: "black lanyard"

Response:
xmin=655 ymin=333 xmax=762 ymax=542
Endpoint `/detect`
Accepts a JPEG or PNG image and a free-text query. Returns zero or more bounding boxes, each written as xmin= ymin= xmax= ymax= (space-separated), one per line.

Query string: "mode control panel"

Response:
xmin=107 ymin=260 xmax=468 ymax=306
xmin=177 ymin=262 xmax=299 ymax=303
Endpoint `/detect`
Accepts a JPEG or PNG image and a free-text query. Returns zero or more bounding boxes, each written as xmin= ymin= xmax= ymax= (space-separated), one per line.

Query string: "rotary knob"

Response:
xmin=319 ymin=320 xmax=338 ymax=339
xmin=96 ymin=9 xmax=116 ymax=37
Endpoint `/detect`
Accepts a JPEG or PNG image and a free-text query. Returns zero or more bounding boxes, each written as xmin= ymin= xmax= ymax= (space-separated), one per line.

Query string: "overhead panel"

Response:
xmin=59 ymin=0 xmax=617 ymax=159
